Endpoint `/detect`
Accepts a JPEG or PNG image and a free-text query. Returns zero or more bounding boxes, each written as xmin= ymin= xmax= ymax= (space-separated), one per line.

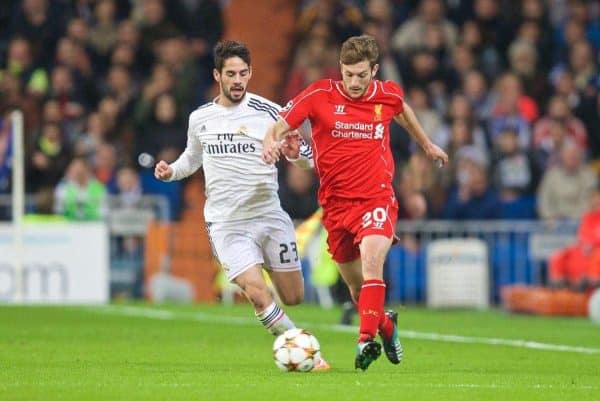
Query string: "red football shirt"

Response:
xmin=280 ymin=79 xmax=404 ymax=205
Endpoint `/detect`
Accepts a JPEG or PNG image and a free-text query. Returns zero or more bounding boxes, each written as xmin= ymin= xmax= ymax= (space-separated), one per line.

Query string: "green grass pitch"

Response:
xmin=1 ymin=303 xmax=599 ymax=401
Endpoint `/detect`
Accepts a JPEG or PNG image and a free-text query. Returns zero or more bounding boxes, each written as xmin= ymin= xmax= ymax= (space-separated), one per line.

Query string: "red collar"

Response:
xmin=335 ymin=80 xmax=378 ymax=102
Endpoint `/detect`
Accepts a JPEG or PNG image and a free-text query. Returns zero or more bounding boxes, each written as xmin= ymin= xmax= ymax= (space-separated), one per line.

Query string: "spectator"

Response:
xmin=464 ymin=1 xmax=505 ymax=76
xmin=462 ymin=69 xmax=493 ymax=123
xmin=445 ymin=43 xmax=476 ymax=93
xmin=48 ymin=65 xmax=86 ymax=122
xmin=133 ymin=63 xmax=175 ymax=125
xmin=405 ymin=86 xmax=442 ymax=141
xmin=9 ymin=0 xmax=67 ymax=67
xmin=433 ymin=93 xmax=488 ymax=157
xmin=532 ymin=118 xmax=569 ymax=170
xmin=442 ymin=147 xmax=501 ymax=220
xmin=361 ymin=16 xmax=401 ymax=84
xmin=0 ymin=66 xmax=40 ymax=138
xmin=26 ymin=121 xmax=70 ymax=194
xmin=138 ymin=0 xmax=181 ymax=58
xmin=400 ymin=49 xmax=444 ymax=95
xmin=1 ymin=37 xmax=48 ymax=97
xmin=136 ymin=92 xmax=185 ymax=158
xmin=180 ymin=0 xmax=224 ymax=62
xmin=533 ymin=95 xmax=588 ymax=152
xmin=553 ymin=16 xmax=587 ymax=65
xmin=279 ymin=166 xmax=319 ymax=221
xmin=65 ymin=18 xmax=90 ymax=48
xmin=88 ymin=0 xmax=119 ymax=63
xmin=73 ymin=112 xmax=108 ymax=158
xmin=391 ymin=0 xmax=458 ymax=56
xmin=285 ymin=20 xmax=340 ymax=102
xmin=154 ymin=36 xmax=200 ymax=113
xmin=507 ymin=39 xmax=549 ymax=103
xmin=54 ymin=156 xmax=107 ymax=221
xmin=93 ymin=142 xmax=119 ymax=192
xmin=567 ymin=40 xmax=597 ymax=92
xmin=296 ymin=0 xmax=363 ymax=43
xmin=396 ymin=150 xmax=442 ymax=215
xmin=116 ymin=19 xmax=153 ymax=75
xmin=492 ymin=127 xmax=540 ymax=219
xmin=488 ymin=73 xmax=534 ymax=149
xmin=537 ymin=142 xmax=597 ymax=221
xmin=101 ymin=64 xmax=137 ymax=118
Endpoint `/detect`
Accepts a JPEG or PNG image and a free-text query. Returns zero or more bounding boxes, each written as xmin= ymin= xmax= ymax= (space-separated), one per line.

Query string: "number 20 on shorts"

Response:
xmin=362 ymin=207 xmax=386 ymax=229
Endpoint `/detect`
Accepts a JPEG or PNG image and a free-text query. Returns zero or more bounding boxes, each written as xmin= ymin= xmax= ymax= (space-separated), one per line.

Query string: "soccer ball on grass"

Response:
xmin=273 ymin=328 xmax=321 ymax=372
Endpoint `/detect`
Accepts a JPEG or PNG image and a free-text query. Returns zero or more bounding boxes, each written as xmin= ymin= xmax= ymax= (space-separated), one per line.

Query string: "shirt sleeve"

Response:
xmin=384 ymin=80 xmax=405 ymax=115
xmin=279 ymin=82 xmax=320 ymax=129
xmin=167 ymin=116 xmax=204 ymax=181
xmin=285 ymin=138 xmax=314 ymax=169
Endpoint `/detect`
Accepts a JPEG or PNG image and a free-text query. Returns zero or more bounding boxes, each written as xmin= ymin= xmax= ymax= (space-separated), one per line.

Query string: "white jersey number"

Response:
xmin=362 ymin=207 xmax=386 ymax=229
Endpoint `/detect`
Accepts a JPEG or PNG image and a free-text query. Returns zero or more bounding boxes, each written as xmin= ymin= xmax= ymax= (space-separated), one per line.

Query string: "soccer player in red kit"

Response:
xmin=263 ymin=35 xmax=448 ymax=370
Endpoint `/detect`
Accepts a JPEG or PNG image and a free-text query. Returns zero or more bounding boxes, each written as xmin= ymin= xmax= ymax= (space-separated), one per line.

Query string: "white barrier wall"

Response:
xmin=0 ymin=223 xmax=109 ymax=303
xmin=427 ymin=238 xmax=490 ymax=308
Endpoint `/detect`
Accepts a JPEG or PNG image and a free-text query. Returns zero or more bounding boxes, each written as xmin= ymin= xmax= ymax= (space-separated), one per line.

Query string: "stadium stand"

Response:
xmin=1 ymin=0 xmax=598 ymax=304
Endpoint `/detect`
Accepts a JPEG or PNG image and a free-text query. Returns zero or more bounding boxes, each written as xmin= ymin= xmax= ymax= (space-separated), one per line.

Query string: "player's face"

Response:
xmin=214 ymin=56 xmax=252 ymax=105
xmin=340 ymin=60 xmax=378 ymax=98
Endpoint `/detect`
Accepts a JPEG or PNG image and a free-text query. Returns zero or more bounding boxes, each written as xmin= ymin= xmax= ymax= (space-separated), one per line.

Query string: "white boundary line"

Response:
xmin=89 ymin=305 xmax=600 ymax=356
xmin=1 ymin=381 xmax=598 ymax=390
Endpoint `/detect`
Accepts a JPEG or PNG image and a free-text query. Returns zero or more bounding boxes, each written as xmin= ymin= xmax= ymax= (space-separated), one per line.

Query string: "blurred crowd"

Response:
xmin=0 ymin=0 xmax=598 ymax=226
xmin=280 ymin=0 xmax=600 ymax=224
xmin=0 ymin=0 xmax=223 ymax=220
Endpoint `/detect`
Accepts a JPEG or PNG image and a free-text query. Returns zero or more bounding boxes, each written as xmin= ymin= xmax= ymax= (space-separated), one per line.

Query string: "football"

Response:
xmin=272 ymin=328 xmax=321 ymax=372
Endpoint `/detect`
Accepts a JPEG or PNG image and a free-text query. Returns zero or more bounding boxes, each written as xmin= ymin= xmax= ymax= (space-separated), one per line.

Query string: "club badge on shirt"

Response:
xmin=374 ymin=104 xmax=382 ymax=121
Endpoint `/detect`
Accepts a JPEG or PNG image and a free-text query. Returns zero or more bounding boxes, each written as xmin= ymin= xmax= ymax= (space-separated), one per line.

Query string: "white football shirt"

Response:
xmin=167 ymin=92 xmax=310 ymax=222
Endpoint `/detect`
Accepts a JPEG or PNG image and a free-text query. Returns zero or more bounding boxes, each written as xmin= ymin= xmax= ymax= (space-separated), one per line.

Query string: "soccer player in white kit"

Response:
xmin=154 ymin=40 xmax=328 ymax=370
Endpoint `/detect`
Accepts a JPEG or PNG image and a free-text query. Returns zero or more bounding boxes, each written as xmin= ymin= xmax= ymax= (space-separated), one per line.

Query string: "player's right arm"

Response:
xmin=155 ymin=114 xmax=204 ymax=181
xmin=263 ymin=118 xmax=293 ymax=163
xmin=282 ymin=132 xmax=314 ymax=169
xmin=263 ymin=80 xmax=328 ymax=164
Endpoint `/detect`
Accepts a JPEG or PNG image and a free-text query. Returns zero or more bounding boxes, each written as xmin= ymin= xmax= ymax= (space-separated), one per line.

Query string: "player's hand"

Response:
xmin=154 ymin=160 xmax=173 ymax=181
xmin=262 ymin=132 xmax=281 ymax=164
xmin=424 ymin=142 xmax=449 ymax=168
xmin=280 ymin=131 xmax=302 ymax=160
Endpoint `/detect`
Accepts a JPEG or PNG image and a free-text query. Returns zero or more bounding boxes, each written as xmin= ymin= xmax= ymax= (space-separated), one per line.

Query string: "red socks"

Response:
xmin=358 ymin=279 xmax=386 ymax=342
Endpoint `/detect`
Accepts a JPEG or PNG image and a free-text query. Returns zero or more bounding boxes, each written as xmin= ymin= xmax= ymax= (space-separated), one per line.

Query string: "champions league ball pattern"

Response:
xmin=273 ymin=328 xmax=321 ymax=372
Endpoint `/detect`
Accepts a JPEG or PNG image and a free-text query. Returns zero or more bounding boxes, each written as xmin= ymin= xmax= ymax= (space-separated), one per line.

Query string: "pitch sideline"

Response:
xmin=88 ymin=305 xmax=600 ymax=356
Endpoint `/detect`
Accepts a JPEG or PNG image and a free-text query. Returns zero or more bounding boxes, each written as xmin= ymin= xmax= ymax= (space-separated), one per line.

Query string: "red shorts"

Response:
xmin=321 ymin=195 xmax=398 ymax=263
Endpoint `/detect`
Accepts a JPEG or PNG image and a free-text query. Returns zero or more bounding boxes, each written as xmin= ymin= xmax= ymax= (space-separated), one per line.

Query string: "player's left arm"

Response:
xmin=394 ymin=103 xmax=448 ymax=167
xmin=263 ymin=118 xmax=294 ymax=163
xmin=281 ymin=119 xmax=313 ymax=169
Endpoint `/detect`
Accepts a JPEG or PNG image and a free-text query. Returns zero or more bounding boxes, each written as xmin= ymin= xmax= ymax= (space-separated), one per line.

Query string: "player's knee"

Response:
xmin=361 ymin=253 xmax=385 ymax=279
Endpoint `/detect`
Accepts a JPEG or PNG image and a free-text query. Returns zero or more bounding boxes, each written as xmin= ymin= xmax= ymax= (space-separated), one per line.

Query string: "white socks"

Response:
xmin=256 ymin=302 xmax=295 ymax=335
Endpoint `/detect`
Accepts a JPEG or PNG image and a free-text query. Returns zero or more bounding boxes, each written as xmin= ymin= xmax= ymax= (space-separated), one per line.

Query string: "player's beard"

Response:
xmin=221 ymin=82 xmax=246 ymax=104
xmin=345 ymin=78 xmax=372 ymax=99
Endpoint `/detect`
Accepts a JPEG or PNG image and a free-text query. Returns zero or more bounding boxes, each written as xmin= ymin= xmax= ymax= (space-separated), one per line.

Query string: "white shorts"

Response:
xmin=206 ymin=209 xmax=302 ymax=281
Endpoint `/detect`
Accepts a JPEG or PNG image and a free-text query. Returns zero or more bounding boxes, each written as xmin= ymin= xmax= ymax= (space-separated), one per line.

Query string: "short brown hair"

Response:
xmin=340 ymin=35 xmax=379 ymax=67
xmin=213 ymin=40 xmax=251 ymax=72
